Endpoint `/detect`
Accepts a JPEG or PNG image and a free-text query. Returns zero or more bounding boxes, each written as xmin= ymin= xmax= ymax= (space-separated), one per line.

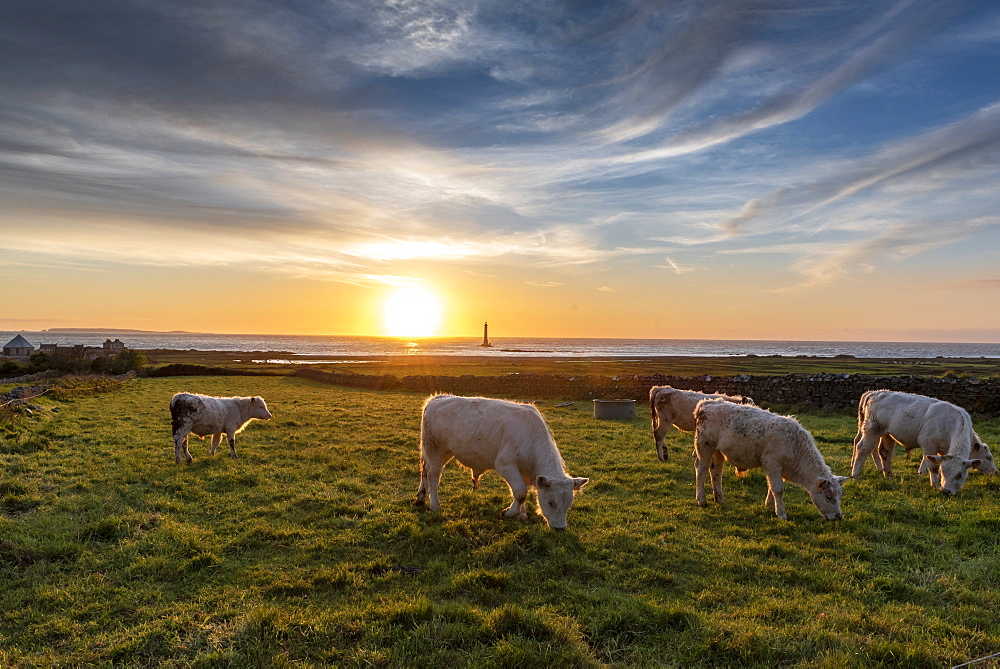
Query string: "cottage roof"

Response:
xmin=3 ymin=334 xmax=34 ymax=349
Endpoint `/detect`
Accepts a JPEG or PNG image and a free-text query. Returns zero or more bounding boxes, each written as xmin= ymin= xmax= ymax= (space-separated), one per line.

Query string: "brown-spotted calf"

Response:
xmin=169 ymin=392 xmax=272 ymax=464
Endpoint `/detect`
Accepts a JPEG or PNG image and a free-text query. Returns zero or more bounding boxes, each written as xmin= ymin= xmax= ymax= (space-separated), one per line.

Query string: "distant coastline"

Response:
xmin=41 ymin=328 xmax=201 ymax=334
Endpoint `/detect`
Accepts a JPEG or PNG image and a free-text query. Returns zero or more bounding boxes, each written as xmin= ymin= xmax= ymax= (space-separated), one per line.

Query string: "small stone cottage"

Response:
xmin=2 ymin=334 xmax=35 ymax=361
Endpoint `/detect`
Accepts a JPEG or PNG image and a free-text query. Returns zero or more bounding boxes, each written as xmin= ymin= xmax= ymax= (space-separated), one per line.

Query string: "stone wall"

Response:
xmin=291 ymin=369 xmax=1000 ymax=416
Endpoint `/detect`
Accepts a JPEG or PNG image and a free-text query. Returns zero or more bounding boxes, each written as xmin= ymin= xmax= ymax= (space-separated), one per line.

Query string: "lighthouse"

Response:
xmin=480 ymin=321 xmax=492 ymax=347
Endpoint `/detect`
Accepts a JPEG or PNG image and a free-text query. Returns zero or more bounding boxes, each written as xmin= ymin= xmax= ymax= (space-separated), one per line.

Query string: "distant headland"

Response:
xmin=41 ymin=328 xmax=201 ymax=334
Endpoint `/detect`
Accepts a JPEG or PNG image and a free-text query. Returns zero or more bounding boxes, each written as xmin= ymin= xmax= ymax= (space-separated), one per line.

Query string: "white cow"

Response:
xmin=872 ymin=428 xmax=995 ymax=479
xmin=649 ymin=385 xmax=754 ymax=462
xmin=852 ymin=390 xmax=988 ymax=495
xmin=693 ymin=399 xmax=846 ymax=520
xmin=414 ymin=394 xmax=589 ymax=530
xmin=170 ymin=393 xmax=272 ymax=464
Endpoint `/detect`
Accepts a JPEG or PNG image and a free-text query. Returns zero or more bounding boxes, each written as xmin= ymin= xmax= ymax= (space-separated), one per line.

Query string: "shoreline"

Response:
xmin=140 ymin=348 xmax=1000 ymax=379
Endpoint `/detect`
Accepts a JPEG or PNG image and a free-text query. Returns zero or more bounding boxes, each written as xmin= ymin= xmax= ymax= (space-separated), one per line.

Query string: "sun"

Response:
xmin=383 ymin=287 xmax=442 ymax=337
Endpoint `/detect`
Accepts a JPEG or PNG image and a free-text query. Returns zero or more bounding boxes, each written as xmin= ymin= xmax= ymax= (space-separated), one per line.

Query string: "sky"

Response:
xmin=2 ymin=0 xmax=1000 ymax=342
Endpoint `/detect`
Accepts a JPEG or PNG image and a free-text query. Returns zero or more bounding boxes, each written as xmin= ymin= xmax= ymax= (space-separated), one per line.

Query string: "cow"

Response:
xmin=851 ymin=390 xmax=987 ymax=495
xmin=170 ymin=393 xmax=272 ymax=464
xmin=692 ymin=399 xmax=847 ymax=520
xmin=414 ymin=394 xmax=589 ymax=530
xmin=649 ymin=385 xmax=754 ymax=462
xmin=872 ymin=429 xmax=995 ymax=479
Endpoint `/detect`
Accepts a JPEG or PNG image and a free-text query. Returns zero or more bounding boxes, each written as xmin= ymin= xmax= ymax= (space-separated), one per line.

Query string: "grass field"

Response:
xmin=2 ymin=375 xmax=1000 ymax=667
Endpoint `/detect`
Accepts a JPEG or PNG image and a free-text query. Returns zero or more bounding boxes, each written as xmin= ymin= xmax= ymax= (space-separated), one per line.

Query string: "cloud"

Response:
xmin=656 ymin=257 xmax=701 ymax=275
xmin=717 ymin=102 xmax=1000 ymax=230
xmin=939 ymin=277 xmax=1000 ymax=291
xmin=607 ymin=0 xmax=963 ymax=161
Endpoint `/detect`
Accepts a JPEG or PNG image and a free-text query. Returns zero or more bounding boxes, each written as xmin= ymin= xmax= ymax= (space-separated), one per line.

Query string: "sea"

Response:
xmin=4 ymin=330 xmax=999 ymax=360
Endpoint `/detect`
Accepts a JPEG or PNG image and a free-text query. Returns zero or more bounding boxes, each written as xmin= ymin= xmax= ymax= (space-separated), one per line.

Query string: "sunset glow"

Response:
xmin=382 ymin=287 xmax=442 ymax=338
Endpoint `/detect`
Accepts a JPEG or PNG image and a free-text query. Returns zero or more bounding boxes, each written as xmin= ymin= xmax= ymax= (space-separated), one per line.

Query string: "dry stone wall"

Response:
xmin=291 ymin=369 xmax=1000 ymax=415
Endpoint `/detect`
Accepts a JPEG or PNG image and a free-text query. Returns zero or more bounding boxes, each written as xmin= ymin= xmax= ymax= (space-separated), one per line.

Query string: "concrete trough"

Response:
xmin=593 ymin=399 xmax=636 ymax=420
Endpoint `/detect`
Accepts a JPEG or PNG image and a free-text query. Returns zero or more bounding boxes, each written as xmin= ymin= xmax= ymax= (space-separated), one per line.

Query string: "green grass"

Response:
xmin=2 ymin=376 xmax=999 ymax=666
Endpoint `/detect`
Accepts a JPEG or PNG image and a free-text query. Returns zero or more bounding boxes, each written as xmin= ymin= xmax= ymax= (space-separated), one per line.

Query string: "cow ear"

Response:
xmin=835 ymin=475 xmax=849 ymax=484
xmin=536 ymin=475 xmax=550 ymax=489
xmin=965 ymin=459 xmax=982 ymax=468
xmin=925 ymin=455 xmax=943 ymax=464
xmin=572 ymin=477 xmax=589 ymax=491
xmin=816 ymin=478 xmax=831 ymax=491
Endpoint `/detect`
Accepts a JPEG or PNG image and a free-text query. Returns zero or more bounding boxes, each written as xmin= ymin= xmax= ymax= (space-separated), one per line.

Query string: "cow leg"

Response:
xmin=226 ymin=433 xmax=238 ymax=459
xmin=415 ymin=453 xmax=429 ymax=506
xmin=875 ymin=435 xmax=895 ymax=478
xmin=423 ymin=453 xmax=450 ymax=511
xmin=210 ymin=433 xmax=223 ymax=456
xmin=709 ymin=451 xmax=725 ymax=504
xmin=174 ymin=427 xmax=193 ymax=464
xmin=693 ymin=450 xmax=711 ymax=508
xmin=924 ymin=457 xmax=942 ymax=488
xmin=851 ymin=430 xmax=882 ymax=479
xmin=652 ymin=418 xmax=670 ymax=462
xmin=496 ymin=464 xmax=528 ymax=520
xmin=762 ymin=462 xmax=786 ymax=520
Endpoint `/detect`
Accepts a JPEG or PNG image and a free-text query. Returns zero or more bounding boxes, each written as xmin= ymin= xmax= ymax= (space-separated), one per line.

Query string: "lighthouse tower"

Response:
xmin=480 ymin=322 xmax=492 ymax=347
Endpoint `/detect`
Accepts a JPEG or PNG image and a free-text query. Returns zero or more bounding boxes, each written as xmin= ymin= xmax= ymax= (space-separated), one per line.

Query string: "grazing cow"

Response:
xmin=872 ymin=429 xmax=995 ymax=479
xmin=649 ymin=386 xmax=754 ymax=462
xmin=170 ymin=393 xmax=272 ymax=464
xmin=851 ymin=390 xmax=987 ymax=495
xmin=693 ymin=399 xmax=846 ymax=520
xmin=414 ymin=394 xmax=589 ymax=530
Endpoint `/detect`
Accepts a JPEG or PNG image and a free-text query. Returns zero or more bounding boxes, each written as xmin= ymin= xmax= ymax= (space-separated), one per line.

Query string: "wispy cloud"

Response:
xmin=655 ymin=257 xmax=701 ymax=275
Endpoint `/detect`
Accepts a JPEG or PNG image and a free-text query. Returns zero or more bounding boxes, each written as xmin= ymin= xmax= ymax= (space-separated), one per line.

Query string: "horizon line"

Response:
xmin=2 ymin=328 xmax=998 ymax=347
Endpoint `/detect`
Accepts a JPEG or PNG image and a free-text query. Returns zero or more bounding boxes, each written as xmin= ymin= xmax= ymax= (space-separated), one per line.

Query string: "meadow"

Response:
xmin=2 ymin=374 xmax=1000 ymax=667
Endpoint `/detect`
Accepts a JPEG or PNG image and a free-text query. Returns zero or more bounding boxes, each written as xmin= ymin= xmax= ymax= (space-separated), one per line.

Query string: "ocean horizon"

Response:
xmin=3 ymin=330 xmax=999 ymax=359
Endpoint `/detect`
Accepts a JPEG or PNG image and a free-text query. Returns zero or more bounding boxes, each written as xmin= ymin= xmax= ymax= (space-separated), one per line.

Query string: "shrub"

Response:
xmin=0 ymin=360 xmax=28 ymax=377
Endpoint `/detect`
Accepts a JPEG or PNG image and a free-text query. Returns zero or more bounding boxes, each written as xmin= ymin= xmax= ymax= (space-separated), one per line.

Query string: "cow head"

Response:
xmin=535 ymin=475 xmax=589 ymax=530
xmin=807 ymin=475 xmax=848 ymax=521
xmin=250 ymin=396 xmax=273 ymax=421
xmin=971 ymin=439 xmax=997 ymax=475
xmin=924 ymin=454 xmax=980 ymax=495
